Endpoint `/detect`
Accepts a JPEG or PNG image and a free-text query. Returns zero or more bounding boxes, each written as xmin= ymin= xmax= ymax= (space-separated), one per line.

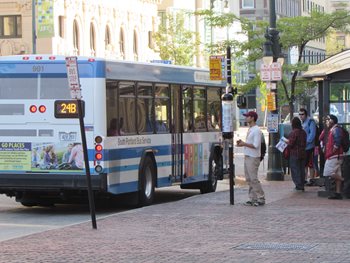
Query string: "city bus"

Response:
xmin=0 ymin=55 xmax=224 ymax=206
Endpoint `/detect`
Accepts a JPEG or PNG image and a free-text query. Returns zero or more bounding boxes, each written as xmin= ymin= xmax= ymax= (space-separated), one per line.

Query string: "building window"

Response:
xmin=58 ymin=16 xmax=64 ymax=38
xmin=90 ymin=22 xmax=96 ymax=56
xmin=120 ymin=28 xmax=125 ymax=59
xmin=242 ymin=0 xmax=254 ymax=9
xmin=0 ymin=15 xmax=22 ymax=38
xmin=73 ymin=20 xmax=80 ymax=55
xmin=133 ymin=30 xmax=138 ymax=61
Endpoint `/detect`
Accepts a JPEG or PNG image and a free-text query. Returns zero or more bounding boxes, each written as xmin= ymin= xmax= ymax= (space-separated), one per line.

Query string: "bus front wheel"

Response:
xmin=138 ymin=156 xmax=156 ymax=206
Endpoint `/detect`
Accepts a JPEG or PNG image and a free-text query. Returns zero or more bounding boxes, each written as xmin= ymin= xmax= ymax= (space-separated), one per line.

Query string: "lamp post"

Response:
xmin=264 ymin=0 xmax=284 ymax=181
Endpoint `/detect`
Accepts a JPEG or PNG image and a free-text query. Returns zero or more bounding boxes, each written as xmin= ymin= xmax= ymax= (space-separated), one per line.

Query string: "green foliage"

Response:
xmin=196 ymin=8 xmax=350 ymax=114
xmin=326 ymin=31 xmax=346 ymax=56
xmin=152 ymin=11 xmax=200 ymax=66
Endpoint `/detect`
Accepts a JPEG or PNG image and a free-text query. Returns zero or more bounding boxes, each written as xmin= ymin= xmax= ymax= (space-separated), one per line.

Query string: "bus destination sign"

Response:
xmin=54 ymin=100 xmax=84 ymax=118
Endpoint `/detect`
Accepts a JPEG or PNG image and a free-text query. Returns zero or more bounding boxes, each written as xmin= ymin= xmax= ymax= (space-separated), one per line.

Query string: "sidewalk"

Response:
xmin=1 ymin=128 xmax=350 ymax=263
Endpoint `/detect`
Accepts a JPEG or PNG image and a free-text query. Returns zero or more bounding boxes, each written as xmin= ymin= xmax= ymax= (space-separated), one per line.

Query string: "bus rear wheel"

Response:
xmin=138 ymin=156 xmax=156 ymax=206
xmin=200 ymin=153 xmax=222 ymax=194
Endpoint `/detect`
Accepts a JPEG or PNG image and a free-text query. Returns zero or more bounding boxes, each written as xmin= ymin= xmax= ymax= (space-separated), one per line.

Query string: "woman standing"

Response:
xmin=285 ymin=117 xmax=307 ymax=191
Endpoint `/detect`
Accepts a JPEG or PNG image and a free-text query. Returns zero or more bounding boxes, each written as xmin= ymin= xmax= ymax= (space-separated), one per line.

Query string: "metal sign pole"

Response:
xmin=221 ymin=46 xmax=235 ymax=205
xmin=65 ymin=56 xmax=97 ymax=229
xmin=77 ymin=98 xmax=97 ymax=229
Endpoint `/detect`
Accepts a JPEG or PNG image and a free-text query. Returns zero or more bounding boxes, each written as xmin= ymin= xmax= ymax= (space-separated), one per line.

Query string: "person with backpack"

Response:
xmin=299 ymin=108 xmax=317 ymax=186
xmin=322 ymin=115 xmax=345 ymax=199
xmin=283 ymin=117 xmax=307 ymax=191
xmin=236 ymin=111 xmax=265 ymax=206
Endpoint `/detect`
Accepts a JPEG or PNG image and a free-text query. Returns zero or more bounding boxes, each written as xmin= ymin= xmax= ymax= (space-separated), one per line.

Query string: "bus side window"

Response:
xmin=137 ymin=83 xmax=153 ymax=134
xmin=193 ymin=87 xmax=206 ymax=131
xmin=107 ymin=118 xmax=124 ymax=136
xmin=119 ymin=82 xmax=136 ymax=134
xmin=208 ymin=88 xmax=221 ymax=131
xmin=183 ymin=86 xmax=193 ymax=132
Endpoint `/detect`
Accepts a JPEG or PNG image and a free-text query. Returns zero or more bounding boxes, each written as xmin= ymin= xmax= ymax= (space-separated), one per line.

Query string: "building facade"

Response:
xmin=0 ymin=0 xmax=161 ymax=62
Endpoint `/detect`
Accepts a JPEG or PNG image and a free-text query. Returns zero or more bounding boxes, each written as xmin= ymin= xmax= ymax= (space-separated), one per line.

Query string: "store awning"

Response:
xmin=302 ymin=49 xmax=350 ymax=80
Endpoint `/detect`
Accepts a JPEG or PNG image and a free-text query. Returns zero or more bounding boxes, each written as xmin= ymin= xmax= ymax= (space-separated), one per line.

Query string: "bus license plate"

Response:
xmin=59 ymin=132 xmax=77 ymax=141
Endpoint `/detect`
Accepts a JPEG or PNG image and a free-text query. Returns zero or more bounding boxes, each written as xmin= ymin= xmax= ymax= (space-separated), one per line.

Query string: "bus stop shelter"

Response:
xmin=303 ymin=49 xmax=350 ymax=195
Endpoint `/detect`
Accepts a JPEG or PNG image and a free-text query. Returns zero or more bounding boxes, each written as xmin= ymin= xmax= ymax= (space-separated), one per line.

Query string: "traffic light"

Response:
xmin=236 ymin=95 xmax=247 ymax=109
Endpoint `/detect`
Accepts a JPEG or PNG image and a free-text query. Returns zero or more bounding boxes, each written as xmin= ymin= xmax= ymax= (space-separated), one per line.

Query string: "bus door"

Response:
xmin=171 ymin=85 xmax=183 ymax=182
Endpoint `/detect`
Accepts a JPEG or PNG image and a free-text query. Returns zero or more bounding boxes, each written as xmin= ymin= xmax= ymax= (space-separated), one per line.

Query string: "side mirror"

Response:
xmin=237 ymin=95 xmax=247 ymax=109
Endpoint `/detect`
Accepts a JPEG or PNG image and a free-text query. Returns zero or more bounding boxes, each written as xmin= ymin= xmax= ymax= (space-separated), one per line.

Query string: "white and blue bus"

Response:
xmin=0 ymin=55 xmax=224 ymax=206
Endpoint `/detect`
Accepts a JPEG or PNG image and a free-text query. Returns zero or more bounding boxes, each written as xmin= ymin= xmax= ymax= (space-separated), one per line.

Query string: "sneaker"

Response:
xmin=294 ymin=187 xmax=305 ymax=192
xmin=328 ymin=193 xmax=343 ymax=200
xmin=244 ymin=200 xmax=260 ymax=206
xmin=305 ymin=181 xmax=316 ymax=186
xmin=257 ymin=200 xmax=265 ymax=206
xmin=243 ymin=200 xmax=254 ymax=206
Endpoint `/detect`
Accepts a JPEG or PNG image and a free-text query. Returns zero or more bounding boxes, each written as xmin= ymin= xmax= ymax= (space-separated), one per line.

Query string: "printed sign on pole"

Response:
xmin=260 ymin=64 xmax=271 ymax=81
xmin=267 ymin=112 xmax=279 ymax=133
xmin=267 ymin=92 xmax=277 ymax=111
xmin=65 ymin=57 xmax=82 ymax=100
xmin=209 ymin=55 xmax=224 ymax=80
xmin=271 ymin=62 xmax=282 ymax=81
xmin=266 ymin=82 xmax=277 ymax=91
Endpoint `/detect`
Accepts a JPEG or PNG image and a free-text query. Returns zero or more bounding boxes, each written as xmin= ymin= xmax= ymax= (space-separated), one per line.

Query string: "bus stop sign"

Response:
xmin=65 ymin=56 xmax=82 ymax=99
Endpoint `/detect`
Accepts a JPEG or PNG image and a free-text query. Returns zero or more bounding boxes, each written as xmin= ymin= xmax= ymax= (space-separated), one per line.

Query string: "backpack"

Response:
xmin=339 ymin=126 xmax=350 ymax=153
xmin=260 ymin=133 xmax=267 ymax=162
xmin=308 ymin=119 xmax=320 ymax=146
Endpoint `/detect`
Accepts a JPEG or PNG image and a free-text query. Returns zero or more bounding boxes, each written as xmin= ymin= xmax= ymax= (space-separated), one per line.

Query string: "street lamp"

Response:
xmin=264 ymin=0 xmax=284 ymax=181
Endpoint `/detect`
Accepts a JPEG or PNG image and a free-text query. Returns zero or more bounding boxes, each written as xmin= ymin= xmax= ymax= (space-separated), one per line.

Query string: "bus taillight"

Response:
xmin=95 ymin=145 xmax=103 ymax=152
xmin=95 ymin=153 xmax=103 ymax=160
xmin=94 ymin=137 xmax=103 ymax=161
xmin=29 ymin=105 xmax=37 ymax=113
xmin=39 ymin=105 xmax=46 ymax=113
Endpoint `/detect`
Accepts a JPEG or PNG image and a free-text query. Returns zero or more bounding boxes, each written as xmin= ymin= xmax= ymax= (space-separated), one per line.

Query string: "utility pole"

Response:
xmin=264 ymin=0 xmax=284 ymax=181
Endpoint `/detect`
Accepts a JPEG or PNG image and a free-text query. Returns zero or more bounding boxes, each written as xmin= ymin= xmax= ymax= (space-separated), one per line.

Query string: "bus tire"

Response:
xmin=138 ymin=155 xmax=156 ymax=206
xmin=20 ymin=202 xmax=37 ymax=207
xmin=200 ymin=153 xmax=222 ymax=194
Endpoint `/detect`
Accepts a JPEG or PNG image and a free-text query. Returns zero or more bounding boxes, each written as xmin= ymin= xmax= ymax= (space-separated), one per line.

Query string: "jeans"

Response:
xmin=290 ymin=156 xmax=306 ymax=189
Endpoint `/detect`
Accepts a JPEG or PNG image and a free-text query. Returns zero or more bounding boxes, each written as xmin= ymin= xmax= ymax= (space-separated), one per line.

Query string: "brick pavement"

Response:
xmin=1 ymin=128 xmax=350 ymax=263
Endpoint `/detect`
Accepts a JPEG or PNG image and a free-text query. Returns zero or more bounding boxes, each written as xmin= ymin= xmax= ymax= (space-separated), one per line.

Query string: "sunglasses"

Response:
xmin=299 ymin=113 xmax=305 ymax=116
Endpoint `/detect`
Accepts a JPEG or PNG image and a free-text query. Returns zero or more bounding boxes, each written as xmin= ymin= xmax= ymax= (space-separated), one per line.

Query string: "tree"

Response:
xmin=152 ymin=11 xmax=200 ymax=66
xmin=196 ymin=9 xmax=350 ymax=117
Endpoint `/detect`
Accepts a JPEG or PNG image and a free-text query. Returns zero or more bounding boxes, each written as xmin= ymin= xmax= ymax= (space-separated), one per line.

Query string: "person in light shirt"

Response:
xmin=236 ymin=111 xmax=265 ymax=206
xmin=68 ymin=143 xmax=84 ymax=169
